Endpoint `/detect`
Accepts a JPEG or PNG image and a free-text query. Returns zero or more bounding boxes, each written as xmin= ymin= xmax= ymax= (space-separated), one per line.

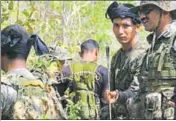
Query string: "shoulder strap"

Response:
xmin=19 ymin=77 xmax=45 ymax=89
xmin=157 ymin=30 xmax=176 ymax=71
xmin=70 ymin=61 xmax=98 ymax=75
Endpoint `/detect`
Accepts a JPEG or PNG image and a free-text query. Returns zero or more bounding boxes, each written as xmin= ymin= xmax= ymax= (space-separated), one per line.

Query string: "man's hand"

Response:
xmin=167 ymin=101 xmax=175 ymax=108
xmin=105 ymin=90 xmax=119 ymax=104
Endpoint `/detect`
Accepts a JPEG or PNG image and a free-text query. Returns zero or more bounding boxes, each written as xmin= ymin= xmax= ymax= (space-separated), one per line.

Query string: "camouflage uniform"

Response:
xmin=110 ymin=41 xmax=148 ymax=119
xmin=127 ymin=1 xmax=176 ymax=119
xmin=29 ymin=46 xmax=72 ymax=110
xmin=1 ymin=71 xmax=17 ymax=119
xmin=1 ymin=24 xmax=66 ymax=119
xmin=1 ymin=68 xmax=67 ymax=119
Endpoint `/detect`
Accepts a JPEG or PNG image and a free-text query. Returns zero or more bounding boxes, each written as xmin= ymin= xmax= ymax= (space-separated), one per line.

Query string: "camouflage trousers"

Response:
xmin=127 ymin=89 xmax=175 ymax=119
xmin=112 ymin=103 xmax=129 ymax=119
xmin=100 ymin=104 xmax=129 ymax=119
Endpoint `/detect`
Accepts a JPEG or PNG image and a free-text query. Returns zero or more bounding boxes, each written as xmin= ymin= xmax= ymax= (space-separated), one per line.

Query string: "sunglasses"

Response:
xmin=138 ymin=6 xmax=154 ymax=15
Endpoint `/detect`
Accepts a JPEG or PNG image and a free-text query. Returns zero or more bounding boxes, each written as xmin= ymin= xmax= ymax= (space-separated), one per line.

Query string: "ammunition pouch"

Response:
xmin=144 ymin=91 xmax=175 ymax=119
xmin=146 ymin=80 xmax=175 ymax=92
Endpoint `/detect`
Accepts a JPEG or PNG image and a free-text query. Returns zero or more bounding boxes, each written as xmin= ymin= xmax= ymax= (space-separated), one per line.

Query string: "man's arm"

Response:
xmin=1 ymin=83 xmax=17 ymax=119
xmin=97 ymin=65 xmax=108 ymax=106
xmin=54 ymin=65 xmax=72 ymax=97
xmin=97 ymin=65 xmax=109 ymax=120
xmin=105 ymin=53 xmax=145 ymax=104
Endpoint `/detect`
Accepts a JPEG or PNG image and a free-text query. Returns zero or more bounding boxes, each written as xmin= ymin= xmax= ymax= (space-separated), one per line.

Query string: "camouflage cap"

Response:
xmin=131 ymin=0 xmax=176 ymax=19
xmin=48 ymin=47 xmax=72 ymax=61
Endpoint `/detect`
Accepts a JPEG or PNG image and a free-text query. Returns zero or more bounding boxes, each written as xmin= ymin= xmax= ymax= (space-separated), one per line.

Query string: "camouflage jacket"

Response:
xmin=1 ymin=68 xmax=35 ymax=119
xmin=1 ymin=68 xmax=67 ymax=119
xmin=138 ymin=21 xmax=176 ymax=95
xmin=111 ymin=40 xmax=148 ymax=104
xmin=1 ymin=71 xmax=18 ymax=119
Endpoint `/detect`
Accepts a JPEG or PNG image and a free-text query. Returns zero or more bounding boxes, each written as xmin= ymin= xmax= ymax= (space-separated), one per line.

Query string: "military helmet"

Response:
xmin=131 ymin=0 xmax=176 ymax=19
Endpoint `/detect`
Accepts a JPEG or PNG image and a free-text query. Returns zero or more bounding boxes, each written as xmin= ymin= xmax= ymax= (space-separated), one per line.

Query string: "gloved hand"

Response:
xmin=105 ymin=90 xmax=119 ymax=104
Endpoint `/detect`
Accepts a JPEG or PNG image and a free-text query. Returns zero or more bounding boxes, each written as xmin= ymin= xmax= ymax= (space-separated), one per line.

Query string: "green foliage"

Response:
xmin=65 ymin=99 xmax=82 ymax=120
xmin=1 ymin=1 xmax=148 ymax=67
xmin=42 ymin=114 xmax=50 ymax=120
xmin=28 ymin=55 xmax=51 ymax=71
xmin=1 ymin=1 xmax=149 ymax=118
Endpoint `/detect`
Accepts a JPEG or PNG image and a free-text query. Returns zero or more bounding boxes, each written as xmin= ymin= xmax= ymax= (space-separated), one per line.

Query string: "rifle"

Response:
xmin=106 ymin=46 xmax=112 ymax=120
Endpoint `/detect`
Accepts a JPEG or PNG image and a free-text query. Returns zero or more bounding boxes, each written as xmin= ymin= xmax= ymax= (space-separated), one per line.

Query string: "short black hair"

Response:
xmin=80 ymin=39 xmax=99 ymax=54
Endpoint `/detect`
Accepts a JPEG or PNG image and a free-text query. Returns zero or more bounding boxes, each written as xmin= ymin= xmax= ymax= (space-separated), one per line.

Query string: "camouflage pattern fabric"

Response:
xmin=28 ymin=48 xmax=72 ymax=119
xmin=1 ymin=68 xmax=67 ymax=119
xmin=127 ymin=21 xmax=176 ymax=119
xmin=126 ymin=93 xmax=145 ymax=119
xmin=110 ymin=41 xmax=148 ymax=119
xmin=48 ymin=46 xmax=72 ymax=61
xmin=29 ymin=46 xmax=72 ymax=84
xmin=127 ymin=91 xmax=175 ymax=119
xmin=131 ymin=0 xmax=176 ymax=19
xmin=1 ymin=72 xmax=18 ymax=119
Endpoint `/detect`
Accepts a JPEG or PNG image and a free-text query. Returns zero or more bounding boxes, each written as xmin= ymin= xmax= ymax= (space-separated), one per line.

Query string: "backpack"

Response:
xmin=65 ymin=61 xmax=100 ymax=119
xmin=6 ymin=70 xmax=67 ymax=119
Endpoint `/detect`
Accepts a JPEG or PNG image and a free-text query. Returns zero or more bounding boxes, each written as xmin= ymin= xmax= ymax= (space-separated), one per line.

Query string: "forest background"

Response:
xmin=1 ymin=0 xmax=149 ymax=67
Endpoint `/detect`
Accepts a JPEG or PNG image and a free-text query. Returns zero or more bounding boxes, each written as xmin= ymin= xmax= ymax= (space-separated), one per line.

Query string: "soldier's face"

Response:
xmin=139 ymin=5 xmax=161 ymax=32
xmin=113 ymin=18 xmax=137 ymax=45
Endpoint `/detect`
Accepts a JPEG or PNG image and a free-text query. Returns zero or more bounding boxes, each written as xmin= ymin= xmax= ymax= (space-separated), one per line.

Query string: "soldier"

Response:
xmin=104 ymin=2 xmax=149 ymax=119
xmin=57 ymin=39 xmax=108 ymax=119
xmin=127 ymin=0 xmax=176 ymax=119
xmin=47 ymin=46 xmax=72 ymax=96
xmin=1 ymin=24 xmax=66 ymax=119
xmin=30 ymin=46 xmax=72 ymax=103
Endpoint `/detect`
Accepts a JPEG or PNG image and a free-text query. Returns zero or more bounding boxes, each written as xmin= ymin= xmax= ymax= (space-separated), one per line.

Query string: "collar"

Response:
xmin=80 ymin=59 xmax=96 ymax=64
xmin=7 ymin=68 xmax=36 ymax=79
xmin=147 ymin=21 xmax=176 ymax=44
xmin=121 ymin=40 xmax=139 ymax=53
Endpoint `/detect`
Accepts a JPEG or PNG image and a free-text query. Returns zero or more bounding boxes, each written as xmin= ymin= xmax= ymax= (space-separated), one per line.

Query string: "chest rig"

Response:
xmin=140 ymin=30 xmax=176 ymax=92
xmin=67 ymin=61 xmax=100 ymax=119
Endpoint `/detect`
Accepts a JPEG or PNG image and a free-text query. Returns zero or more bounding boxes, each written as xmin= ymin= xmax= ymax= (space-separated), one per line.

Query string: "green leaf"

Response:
xmin=29 ymin=19 xmax=35 ymax=23
xmin=22 ymin=9 xmax=30 ymax=17
xmin=2 ymin=8 xmax=6 ymax=12
xmin=27 ymin=25 xmax=33 ymax=33
xmin=16 ymin=20 xmax=23 ymax=25
xmin=1 ymin=16 xmax=9 ymax=24
xmin=8 ymin=1 xmax=13 ymax=10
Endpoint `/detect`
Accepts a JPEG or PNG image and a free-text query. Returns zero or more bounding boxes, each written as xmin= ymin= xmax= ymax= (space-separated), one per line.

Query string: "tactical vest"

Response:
xmin=68 ymin=61 xmax=100 ymax=119
xmin=140 ymin=30 xmax=176 ymax=93
xmin=6 ymin=70 xmax=66 ymax=119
